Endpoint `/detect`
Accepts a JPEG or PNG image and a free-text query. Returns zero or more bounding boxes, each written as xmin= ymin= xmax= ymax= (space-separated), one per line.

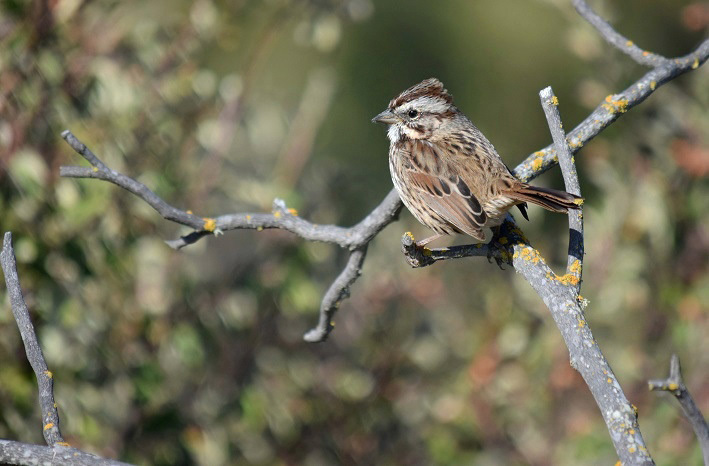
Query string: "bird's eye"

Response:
xmin=408 ymin=109 xmax=419 ymax=119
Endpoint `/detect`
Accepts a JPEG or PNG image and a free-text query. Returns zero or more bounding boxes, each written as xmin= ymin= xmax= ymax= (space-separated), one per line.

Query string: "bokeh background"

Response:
xmin=1 ymin=0 xmax=707 ymax=464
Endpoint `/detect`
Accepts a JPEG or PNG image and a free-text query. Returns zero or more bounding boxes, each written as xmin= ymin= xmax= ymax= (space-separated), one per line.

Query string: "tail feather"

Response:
xmin=505 ymin=184 xmax=582 ymax=213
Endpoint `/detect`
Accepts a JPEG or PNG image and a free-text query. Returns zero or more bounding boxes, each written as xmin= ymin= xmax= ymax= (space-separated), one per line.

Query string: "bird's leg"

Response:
xmin=415 ymin=233 xmax=444 ymax=248
xmin=486 ymin=226 xmax=508 ymax=269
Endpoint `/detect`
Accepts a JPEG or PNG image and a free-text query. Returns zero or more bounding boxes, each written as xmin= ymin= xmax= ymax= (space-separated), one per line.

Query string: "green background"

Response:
xmin=0 ymin=0 xmax=707 ymax=464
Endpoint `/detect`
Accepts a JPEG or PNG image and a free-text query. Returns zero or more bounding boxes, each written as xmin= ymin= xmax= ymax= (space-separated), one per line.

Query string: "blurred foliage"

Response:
xmin=0 ymin=0 xmax=707 ymax=464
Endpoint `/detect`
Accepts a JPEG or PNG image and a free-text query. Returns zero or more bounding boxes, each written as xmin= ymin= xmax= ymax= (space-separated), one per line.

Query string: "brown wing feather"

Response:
xmin=407 ymin=170 xmax=488 ymax=241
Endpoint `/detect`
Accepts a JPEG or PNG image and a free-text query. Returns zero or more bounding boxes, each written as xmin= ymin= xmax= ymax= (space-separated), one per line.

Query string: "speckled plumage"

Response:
xmin=373 ymin=78 xmax=581 ymax=245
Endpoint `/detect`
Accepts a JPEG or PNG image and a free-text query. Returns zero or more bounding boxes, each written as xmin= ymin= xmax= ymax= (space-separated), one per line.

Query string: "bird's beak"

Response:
xmin=371 ymin=109 xmax=399 ymax=125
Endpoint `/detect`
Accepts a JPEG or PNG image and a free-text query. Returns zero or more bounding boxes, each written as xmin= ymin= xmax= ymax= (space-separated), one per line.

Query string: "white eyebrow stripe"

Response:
xmin=399 ymin=96 xmax=450 ymax=114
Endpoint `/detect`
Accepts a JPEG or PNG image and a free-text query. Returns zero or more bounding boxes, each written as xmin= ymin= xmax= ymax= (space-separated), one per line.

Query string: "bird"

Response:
xmin=372 ymin=78 xmax=582 ymax=247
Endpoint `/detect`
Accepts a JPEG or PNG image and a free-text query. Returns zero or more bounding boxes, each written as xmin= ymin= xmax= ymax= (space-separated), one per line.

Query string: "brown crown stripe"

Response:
xmin=389 ymin=78 xmax=454 ymax=109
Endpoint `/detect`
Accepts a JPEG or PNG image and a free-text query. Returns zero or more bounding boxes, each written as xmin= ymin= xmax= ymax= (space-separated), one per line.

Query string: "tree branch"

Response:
xmin=1 ymin=233 xmax=133 ymax=465
xmin=539 ymin=87 xmax=584 ymax=294
xmin=303 ymin=246 xmax=368 ymax=342
xmin=1 ymin=232 xmax=64 ymax=447
xmin=60 ymin=131 xmax=401 ymax=342
xmin=513 ymin=38 xmax=709 ymax=183
xmin=0 ymin=440 xmax=132 ymax=466
xmin=572 ymin=0 xmax=669 ymax=67
xmin=649 ymin=355 xmax=709 ymax=465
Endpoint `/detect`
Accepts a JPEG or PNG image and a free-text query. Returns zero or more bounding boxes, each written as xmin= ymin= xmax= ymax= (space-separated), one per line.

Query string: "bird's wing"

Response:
xmin=406 ymin=170 xmax=488 ymax=241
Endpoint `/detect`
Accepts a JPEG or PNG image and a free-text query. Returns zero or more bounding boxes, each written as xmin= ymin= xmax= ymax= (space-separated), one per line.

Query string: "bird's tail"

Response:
xmin=506 ymin=184 xmax=583 ymax=213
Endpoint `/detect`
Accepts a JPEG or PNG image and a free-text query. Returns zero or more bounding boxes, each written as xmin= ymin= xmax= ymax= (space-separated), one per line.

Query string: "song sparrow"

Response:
xmin=373 ymin=78 xmax=582 ymax=246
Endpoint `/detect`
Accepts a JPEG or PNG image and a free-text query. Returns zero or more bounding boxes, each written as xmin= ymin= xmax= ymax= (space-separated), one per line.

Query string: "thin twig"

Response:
xmin=572 ymin=0 xmax=669 ymax=67
xmin=539 ymin=87 xmax=584 ymax=294
xmin=303 ymin=246 xmax=368 ymax=342
xmin=649 ymin=355 xmax=709 ymax=465
xmin=60 ymin=130 xmax=206 ymax=230
xmin=0 ymin=233 xmax=64 ymax=447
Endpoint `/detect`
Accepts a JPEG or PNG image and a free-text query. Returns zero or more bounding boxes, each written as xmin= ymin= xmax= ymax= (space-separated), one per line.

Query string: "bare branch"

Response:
xmin=510 ymin=232 xmax=653 ymax=465
xmin=303 ymin=246 xmax=368 ymax=342
xmin=539 ymin=87 xmax=584 ymax=294
xmin=0 ymin=440 xmax=133 ymax=466
xmin=572 ymin=0 xmax=669 ymax=67
xmin=60 ymin=133 xmax=401 ymax=341
xmin=1 ymin=235 xmax=137 ymax=464
xmin=60 ymin=130 xmax=206 ymax=231
xmin=0 ymin=233 xmax=63 ymax=447
xmin=60 ymin=132 xmax=402 ymax=252
xmin=649 ymin=355 xmax=709 ymax=464
xmin=514 ymin=38 xmax=709 ymax=183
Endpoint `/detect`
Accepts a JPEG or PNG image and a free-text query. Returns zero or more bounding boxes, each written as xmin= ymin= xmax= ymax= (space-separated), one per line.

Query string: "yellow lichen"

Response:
xmin=668 ymin=382 xmax=679 ymax=391
xmin=569 ymin=260 xmax=582 ymax=274
xmin=92 ymin=167 xmax=99 ymax=172
xmin=607 ymin=378 xmax=613 ymax=384
xmin=404 ymin=231 xmax=415 ymax=241
xmin=273 ymin=211 xmax=281 ymax=219
xmin=256 ymin=226 xmax=263 ymax=232
xmin=44 ymin=423 xmax=55 ymax=431
xmin=44 ymin=370 xmax=53 ymax=378
xmin=650 ymin=81 xmax=657 ymax=90
xmin=559 ymin=274 xmax=579 ymax=286
xmin=692 ymin=57 xmax=699 ymax=69
xmin=203 ymin=218 xmax=217 ymax=232
xmin=246 ymin=215 xmax=252 ymax=222
xmin=186 ymin=210 xmax=193 ymax=215
xmin=602 ymin=95 xmax=629 ymax=114
xmin=56 ymin=442 xmax=71 ymax=447
xmin=551 ymin=96 xmax=559 ymax=106
xmin=532 ymin=157 xmax=543 ymax=171
xmin=628 ymin=446 xmax=636 ymax=453
xmin=642 ymin=51 xmax=650 ymax=57
xmin=288 ymin=208 xmax=298 ymax=216
xmin=626 ymin=40 xmax=633 ymax=47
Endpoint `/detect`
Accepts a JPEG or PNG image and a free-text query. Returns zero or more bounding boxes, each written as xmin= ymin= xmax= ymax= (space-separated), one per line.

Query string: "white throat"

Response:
xmin=387 ymin=124 xmax=403 ymax=144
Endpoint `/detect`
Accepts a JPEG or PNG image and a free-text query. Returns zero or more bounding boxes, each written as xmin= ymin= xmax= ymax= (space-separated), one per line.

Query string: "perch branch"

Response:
xmin=1 ymin=232 xmax=63 ymax=447
xmin=403 ymin=83 xmax=653 ymax=463
xmin=649 ymin=355 xmax=709 ymax=465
